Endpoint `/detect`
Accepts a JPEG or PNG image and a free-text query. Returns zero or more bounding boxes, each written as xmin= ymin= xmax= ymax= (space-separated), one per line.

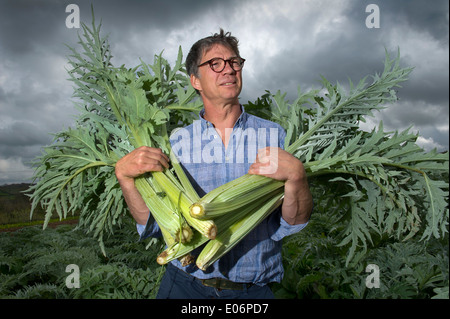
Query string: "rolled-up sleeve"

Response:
xmin=136 ymin=213 xmax=162 ymax=241
xmin=269 ymin=209 xmax=309 ymax=242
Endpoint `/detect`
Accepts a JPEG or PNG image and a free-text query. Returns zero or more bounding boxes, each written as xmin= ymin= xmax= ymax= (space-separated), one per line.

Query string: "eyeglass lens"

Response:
xmin=210 ymin=58 xmax=244 ymax=72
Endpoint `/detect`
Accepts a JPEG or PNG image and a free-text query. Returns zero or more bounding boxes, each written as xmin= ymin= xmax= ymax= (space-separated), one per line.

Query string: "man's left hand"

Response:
xmin=248 ymin=147 xmax=313 ymax=225
xmin=248 ymin=147 xmax=305 ymax=183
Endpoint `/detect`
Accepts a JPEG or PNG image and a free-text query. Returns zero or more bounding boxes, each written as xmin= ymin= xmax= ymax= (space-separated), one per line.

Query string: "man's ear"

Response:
xmin=190 ymin=74 xmax=202 ymax=92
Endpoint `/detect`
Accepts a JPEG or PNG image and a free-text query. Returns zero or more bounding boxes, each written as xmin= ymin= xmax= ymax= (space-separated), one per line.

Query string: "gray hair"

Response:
xmin=186 ymin=29 xmax=240 ymax=78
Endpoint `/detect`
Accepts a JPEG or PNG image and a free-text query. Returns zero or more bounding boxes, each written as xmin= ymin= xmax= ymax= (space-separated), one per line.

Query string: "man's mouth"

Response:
xmin=221 ymin=81 xmax=236 ymax=86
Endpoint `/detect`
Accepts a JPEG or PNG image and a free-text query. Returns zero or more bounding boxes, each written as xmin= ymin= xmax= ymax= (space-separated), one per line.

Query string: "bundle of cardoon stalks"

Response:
xmin=28 ymin=18 xmax=448 ymax=268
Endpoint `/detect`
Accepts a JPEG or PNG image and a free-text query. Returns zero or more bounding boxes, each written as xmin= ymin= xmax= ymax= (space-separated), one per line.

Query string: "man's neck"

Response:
xmin=203 ymin=103 xmax=241 ymax=127
xmin=202 ymin=101 xmax=242 ymax=147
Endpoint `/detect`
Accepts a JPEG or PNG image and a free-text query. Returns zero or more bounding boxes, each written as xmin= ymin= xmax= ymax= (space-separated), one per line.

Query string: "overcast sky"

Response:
xmin=0 ymin=0 xmax=448 ymax=185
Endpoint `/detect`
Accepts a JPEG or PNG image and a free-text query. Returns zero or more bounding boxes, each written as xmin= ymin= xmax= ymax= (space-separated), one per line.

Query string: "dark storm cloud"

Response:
xmin=257 ymin=0 xmax=448 ymax=98
xmin=0 ymin=0 xmax=233 ymax=60
xmin=380 ymin=0 xmax=448 ymax=43
xmin=0 ymin=121 xmax=50 ymax=146
xmin=347 ymin=0 xmax=449 ymax=42
xmin=0 ymin=0 xmax=71 ymax=55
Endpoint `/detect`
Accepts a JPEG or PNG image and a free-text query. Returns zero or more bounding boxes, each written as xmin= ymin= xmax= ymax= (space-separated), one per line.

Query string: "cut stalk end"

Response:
xmin=179 ymin=254 xmax=195 ymax=267
xmin=175 ymin=225 xmax=194 ymax=243
xmin=197 ymin=262 xmax=207 ymax=271
xmin=208 ymin=224 xmax=217 ymax=240
xmin=156 ymin=251 xmax=168 ymax=265
xmin=190 ymin=203 xmax=204 ymax=218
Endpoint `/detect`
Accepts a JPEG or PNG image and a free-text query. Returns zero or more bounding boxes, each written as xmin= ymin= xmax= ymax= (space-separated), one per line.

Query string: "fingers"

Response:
xmin=248 ymin=147 xmax=305 ymax=181
xmin=254 ymin=146 xmax=272 ymax=163
xmin=137 ymin=146 xmax=170 ymax=170
xmin=132 ymin=147 xmax=170 ymax=173
xmin=115 ymin=146 xmax=170 ymax=181
xmin=249 ymin=147 xmax=279 ymax=176
xmin=248 ymin=161 xmax=269 ymax=175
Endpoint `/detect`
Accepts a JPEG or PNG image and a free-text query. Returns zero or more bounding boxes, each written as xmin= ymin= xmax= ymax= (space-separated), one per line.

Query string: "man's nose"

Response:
xmin=222 ymin=60 xmax=236 ymax=74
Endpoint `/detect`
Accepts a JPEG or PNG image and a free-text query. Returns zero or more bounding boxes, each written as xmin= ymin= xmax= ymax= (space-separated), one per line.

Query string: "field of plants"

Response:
xmin=274 ymin=191 xmax=449 ymax=299
xmin=0 ymin=218 xmax=165 ymax=299
xmin=1 ymin=184 xmax=163 ymax=299
xmin=1 ymin=191 xmax=448 ymax=299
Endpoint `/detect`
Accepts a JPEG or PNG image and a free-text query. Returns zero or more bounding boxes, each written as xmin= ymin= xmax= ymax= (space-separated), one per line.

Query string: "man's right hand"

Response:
xmin=115 ymin=146 xmax=170 ymax=183
xmin=114 ymin=146 xmax=170 ymax=225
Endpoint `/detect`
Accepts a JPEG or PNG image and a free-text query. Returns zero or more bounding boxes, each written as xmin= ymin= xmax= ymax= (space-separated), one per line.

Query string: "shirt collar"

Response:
xmin=198 ymin=105 xmax=248 ymax=129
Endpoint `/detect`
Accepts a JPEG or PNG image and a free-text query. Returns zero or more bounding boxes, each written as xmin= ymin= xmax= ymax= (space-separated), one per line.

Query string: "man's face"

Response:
xmin=190 ymin=44 xmax=243 ymax=106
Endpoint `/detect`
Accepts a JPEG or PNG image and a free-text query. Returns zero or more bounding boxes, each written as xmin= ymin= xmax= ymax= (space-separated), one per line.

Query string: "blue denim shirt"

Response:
xmin=137 ymin=106 xmax=308 ymax=285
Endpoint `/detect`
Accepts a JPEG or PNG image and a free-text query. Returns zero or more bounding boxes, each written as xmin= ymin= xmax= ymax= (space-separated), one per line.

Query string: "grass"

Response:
xmin=0 ymin=215 xmax=79 ymax=231
xmin=0 ymin=183 xmax=79 ymax=228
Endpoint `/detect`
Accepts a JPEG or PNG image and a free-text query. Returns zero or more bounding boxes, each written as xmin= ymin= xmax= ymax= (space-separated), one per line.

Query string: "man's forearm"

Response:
xmin=114 ymin=146 xmax=169 ymax=225
xmin=281 ymin=177 xmax=313 ymax=225
xmin=117 ymin=177 xmax=150 ymax=225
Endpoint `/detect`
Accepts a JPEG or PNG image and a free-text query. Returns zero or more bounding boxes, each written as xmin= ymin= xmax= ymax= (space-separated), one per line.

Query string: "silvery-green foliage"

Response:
xmin=27 ymin=18 xmax=201 ymax=255
xmin=248 ymin=51 xmax=448 ymax=264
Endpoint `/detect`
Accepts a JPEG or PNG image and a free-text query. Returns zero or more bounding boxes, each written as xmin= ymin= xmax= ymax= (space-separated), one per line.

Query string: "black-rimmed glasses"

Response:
xmin=198 ymin=57 xmax=246 ymax=73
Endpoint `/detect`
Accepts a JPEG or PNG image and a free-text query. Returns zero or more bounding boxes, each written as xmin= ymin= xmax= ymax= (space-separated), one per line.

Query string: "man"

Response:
xmin=115 ymin=30 xmax=313 ymax=299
